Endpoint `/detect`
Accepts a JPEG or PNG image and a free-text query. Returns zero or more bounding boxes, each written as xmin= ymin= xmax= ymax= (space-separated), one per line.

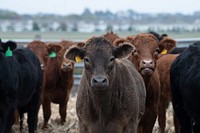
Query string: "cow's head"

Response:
xmin=102 ymin=31 xmax=120 ymax=43
xmin=114 ymin=32 xmax=176 ymax=77
xmin=27 ymin=41 xmax=48 ymax=71
xmin=65 ymin=36 xmax=134 ymax=90
xmin=47 ymin=43 xmax=74 ymax=72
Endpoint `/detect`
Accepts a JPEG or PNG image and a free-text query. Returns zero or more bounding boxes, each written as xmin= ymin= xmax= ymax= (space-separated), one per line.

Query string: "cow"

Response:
xmin=170 ymin=41 xmax=200 ymax=133
xmin=0 ymin=39 xmax=42 ymax=133
xmin=65 ymin=36 xmax=146 ymax=133
xmin=157 ymin=54 xmax=179 ymax=133
xmin=27 ymin=40 xmax=49 ymax=72
xmin=42 ymin=43 xmax=74 ymax=129
xmin=114 ymin=32 xmax=176 ymax=133
xmin=102 ymin=31 xmax=120 ymax=43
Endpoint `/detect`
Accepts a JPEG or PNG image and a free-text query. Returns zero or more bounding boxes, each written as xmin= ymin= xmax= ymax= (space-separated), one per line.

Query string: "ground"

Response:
xmin=12 ymin=86 xmax=175 ymax=133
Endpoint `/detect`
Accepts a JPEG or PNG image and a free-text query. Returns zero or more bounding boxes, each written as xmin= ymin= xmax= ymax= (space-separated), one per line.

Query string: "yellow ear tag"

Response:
xmin=75 ymin=56 xmax=82 ymax=63
xmin=161 ymin=49 xmax=167 ymax=54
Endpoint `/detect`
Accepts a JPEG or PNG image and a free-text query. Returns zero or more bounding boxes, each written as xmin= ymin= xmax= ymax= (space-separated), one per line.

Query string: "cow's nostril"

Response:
xmin=91 ymin=76 xmax=109 ymax=87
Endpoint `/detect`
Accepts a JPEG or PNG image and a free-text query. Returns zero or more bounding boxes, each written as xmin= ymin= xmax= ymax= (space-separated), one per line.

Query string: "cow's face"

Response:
xmin=65 ymin=37 xmax=134 ymax=90
xmin=129 ymin=34 xmax=160 ymax=77
xmin=47 ymin=44 xmax=74 ymax=72
xmin=27 ymin=41 xmax=48 ymax=71
xmin=59 ymin=49 xmax=74 ymax=72
xmin=115 ymin=33 xmax=176 ymax=77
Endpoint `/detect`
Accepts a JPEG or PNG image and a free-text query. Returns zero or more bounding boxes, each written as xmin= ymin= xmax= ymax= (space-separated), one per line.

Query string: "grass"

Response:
xmin=1 ymin=31 xmax=200 ymax=41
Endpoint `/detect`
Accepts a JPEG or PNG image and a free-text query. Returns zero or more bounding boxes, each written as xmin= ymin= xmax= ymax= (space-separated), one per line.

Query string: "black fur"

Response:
xmin=0 ymin=40 xmax=42 ymax=133
xmin=170 ymin=41 xmax=200 ymax=133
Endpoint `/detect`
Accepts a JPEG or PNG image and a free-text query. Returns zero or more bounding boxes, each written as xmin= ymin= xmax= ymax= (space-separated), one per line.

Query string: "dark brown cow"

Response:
xmin=157 ymin=54 xmax=179 ymax=133
xmin=65 ymin=36 xmax=146 ymax=133
xmin=114 ymin=32 xmax=176 ymax=133
xmin=42 ymin=43 xmax=74 ymax=129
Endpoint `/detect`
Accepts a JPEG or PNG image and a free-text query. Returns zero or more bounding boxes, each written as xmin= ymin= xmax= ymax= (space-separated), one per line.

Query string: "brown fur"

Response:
xmin=42 ymin=43 xmax=74 ymax=129
xmin=65 ymin=36 xmax=146 ymax=133
xmin=157 ymin=54 xmax=180 ymax=133
xmin=114 ymin=32 xmax=176 ymax=133
xmin=102 ymin=31 xmax=120 ymax=43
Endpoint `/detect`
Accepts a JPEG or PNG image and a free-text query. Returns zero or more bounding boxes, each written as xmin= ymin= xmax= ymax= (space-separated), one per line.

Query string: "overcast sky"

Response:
xmin=0 ymin=0 xmax=200 ymax=15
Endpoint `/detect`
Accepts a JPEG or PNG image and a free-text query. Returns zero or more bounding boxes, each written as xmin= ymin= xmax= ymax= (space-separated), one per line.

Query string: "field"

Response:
xmin=1 ymin=31 xmax=200 ymax=41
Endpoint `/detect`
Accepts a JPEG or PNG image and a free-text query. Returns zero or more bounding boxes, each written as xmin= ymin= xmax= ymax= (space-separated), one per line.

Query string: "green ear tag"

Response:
xmin=49 ymin=51 xmax=56 ymax=58
xmin=5 ymin=46 xmax=13 ymax=57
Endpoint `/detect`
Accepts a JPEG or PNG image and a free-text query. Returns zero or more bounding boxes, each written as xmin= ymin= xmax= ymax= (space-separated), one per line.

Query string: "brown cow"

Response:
xmin=157 ymin=54 xmax=179 ymax=133
xmin=42 ymin=43 xmax=74 ymax=129
xmin=114 ymin=32 xmax=176 ymax=133
xmin=102 ymin=31 xmax=120 ymax=43
xmin=27 ymin=40 xmax=48 ymax=72
xmin=65 ymin=36 xmax=146 ymax=133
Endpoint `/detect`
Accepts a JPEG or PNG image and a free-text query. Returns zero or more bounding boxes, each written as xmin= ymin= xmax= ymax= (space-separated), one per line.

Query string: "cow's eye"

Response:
xmin=84 ymin=57 xmax=91 ymax=69
xmin=133 ymin=50 xmax=139 ymax=57
xmin=154 ymin=48 xmax=160 ymax=56
xmin=84 ymin=57 xmax=89 ymax=63
xmin=109 ymin=57 xmax=115 ymax=63
xmin=107 ymin=56 xmax=115 ymax=71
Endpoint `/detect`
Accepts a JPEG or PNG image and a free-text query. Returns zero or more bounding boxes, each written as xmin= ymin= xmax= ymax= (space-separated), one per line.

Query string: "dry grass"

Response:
xmin=12 ymin=88 xmax=175 ymax=133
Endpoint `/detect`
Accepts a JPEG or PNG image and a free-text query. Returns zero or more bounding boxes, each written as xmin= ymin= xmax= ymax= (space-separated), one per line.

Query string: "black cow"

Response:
xmin=0 ymin=39 xmax=42 ymax=133
xmin=65 ymin=36 xmax=146 ymax=133
xmin=170 ymin=41 xmax=200 ymax=133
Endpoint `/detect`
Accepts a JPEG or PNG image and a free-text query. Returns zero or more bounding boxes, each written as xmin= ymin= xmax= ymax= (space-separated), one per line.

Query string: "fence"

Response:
xmin=12 ymin=38 xmax=200 ymax=86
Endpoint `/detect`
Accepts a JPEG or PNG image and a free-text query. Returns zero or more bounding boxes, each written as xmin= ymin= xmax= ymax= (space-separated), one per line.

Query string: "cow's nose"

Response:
xmin=91 ymin=75 xmax=109 ymax=87
xmin=141 ymin=59 xmax=154 ymax=67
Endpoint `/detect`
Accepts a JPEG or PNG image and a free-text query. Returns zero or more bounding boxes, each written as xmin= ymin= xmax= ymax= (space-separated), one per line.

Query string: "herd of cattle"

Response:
xmin=0 ymin=31 xmax=200 ymax=133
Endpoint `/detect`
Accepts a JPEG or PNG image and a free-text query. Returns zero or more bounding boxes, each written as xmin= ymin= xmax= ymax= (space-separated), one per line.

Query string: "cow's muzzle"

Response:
xmin=91 ymin=75 xmax=109 ymax=88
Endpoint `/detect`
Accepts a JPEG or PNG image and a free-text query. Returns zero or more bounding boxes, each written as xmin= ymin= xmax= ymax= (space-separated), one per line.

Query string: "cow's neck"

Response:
xmin=89 ymin=88 xmax=113 ymax=120
xmin=142 ymin=76 xmax=151 ymax=86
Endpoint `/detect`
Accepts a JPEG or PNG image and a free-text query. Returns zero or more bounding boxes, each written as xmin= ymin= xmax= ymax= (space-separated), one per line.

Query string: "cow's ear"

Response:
xmin=113 ymin=43 xmax=135 ymax=59
xmin=65 ymin=46 xmax=85 ymax=63
xmin=159 ymin=37 xmax=176 ymax=53
xmin=2 ymin=41 xmax=17 ymax=56
xmin=113 ymin=38 xmax=130 ymax=46
xmin=47 ymin=43 xmax=62 ymax=58
xmin=77 ymin=42 xmax=85 ymax=48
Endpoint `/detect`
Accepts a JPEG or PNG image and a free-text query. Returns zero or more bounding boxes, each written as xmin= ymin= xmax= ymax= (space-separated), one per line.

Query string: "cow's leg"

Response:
xmin=28 ymin=90 xmax=41 ymax=133
xmin=4 ymin=107 xmax=15 ymax=133
xmin=138 ymin=109 xmax=157 ymax=133
xmin=42 ymin=97 xmax=51 ymax=129
xmin=172 ymin=89 xmax=192 ymax=133
xmin=79 ymin=121 xmax=89 ymax=133
xmin=193 ymin=121 xmax=200 ymax=133
xmin=173 ymin=112 xmax=180 ymax=133
xmin=59 ymin=101 xmax=67 ymax=125
xmin=158 ymin=96 xmax=169 ymax=133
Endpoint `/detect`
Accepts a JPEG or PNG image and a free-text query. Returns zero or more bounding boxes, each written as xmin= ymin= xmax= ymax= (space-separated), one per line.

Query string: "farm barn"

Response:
xmin=1 ymin=34 xmax=198 ymax=133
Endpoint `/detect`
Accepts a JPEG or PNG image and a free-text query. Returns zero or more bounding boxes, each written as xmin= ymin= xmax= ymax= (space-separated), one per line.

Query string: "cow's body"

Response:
xmin=157 ymin=54 xmax=179 ymax=133
xmin=65 ymin=36 xmax=146 ymax=133
xmin=114 ymin=32 xmax=176 ymax=133
xmin=0 ymin=40 xmax=42 ymax=133
xmin=42 ymin=43 xmax=74 ymax=129
xmin=171 ymin=41 xmax=200 ymax=133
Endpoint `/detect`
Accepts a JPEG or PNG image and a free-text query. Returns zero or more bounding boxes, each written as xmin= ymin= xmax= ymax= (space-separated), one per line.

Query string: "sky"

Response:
xmin=0 ymin=0 xmax=200 ymax=15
